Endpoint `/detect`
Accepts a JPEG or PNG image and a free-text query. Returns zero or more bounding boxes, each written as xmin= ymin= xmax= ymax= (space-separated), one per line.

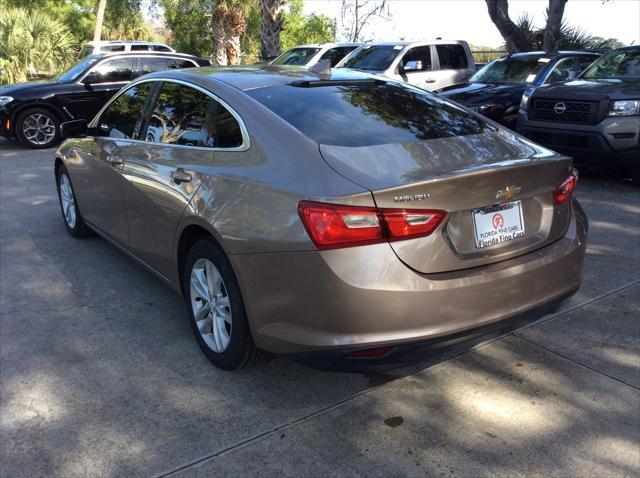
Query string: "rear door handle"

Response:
xmin=171 ymin=168 xmax=192 ymax=184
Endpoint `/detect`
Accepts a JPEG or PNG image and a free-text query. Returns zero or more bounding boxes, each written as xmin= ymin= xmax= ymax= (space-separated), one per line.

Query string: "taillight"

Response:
xmin=554 ymin=168 xmax=578 ymax=205
xmin=298 ymin=200 xmax=446 ymax=250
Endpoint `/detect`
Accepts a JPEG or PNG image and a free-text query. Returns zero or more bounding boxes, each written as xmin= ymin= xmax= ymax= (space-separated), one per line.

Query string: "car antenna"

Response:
xmin=309 ymin=59 xmax=331 ymax=79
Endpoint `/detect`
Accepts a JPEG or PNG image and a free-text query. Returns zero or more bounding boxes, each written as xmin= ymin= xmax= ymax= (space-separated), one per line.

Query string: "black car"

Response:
xmin=0 ymin=52 xmax=210 ymax=148
xmin=439 ymin=51 xmax=599 ymax=130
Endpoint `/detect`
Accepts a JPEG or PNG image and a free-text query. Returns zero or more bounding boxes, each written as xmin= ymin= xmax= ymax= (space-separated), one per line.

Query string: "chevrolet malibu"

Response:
xmin=54 ymin=66 xmax=587 ymax=371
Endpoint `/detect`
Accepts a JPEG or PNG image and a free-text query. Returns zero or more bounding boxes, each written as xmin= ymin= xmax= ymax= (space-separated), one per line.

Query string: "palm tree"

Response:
xmin=512 ymin=13 xmax=592 ymax=51
xmin=0 ymin=8 xmax=75 ymax=84
xmin=94 ymin=0 xmax=107 ymax=42
xmin=260 ymin=0 xmax=285 ymax=60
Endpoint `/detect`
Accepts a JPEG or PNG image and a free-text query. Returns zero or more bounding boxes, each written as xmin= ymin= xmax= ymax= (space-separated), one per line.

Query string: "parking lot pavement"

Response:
xmin=1 ymin=138 xmax=639 ymax=477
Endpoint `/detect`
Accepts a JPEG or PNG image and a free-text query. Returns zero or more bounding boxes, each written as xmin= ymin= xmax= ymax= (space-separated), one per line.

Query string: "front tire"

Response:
xmin=56 ymin=165 xmax=92 ymax=238
xmin=184 ymin=238 xmax=265 ymax=370
xmin=16 ymin=108 xmax=61 ymax=149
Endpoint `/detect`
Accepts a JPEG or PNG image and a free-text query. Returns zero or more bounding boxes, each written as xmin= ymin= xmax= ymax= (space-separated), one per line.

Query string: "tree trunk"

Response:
xmin=211 ymin=22 xmax=228 ymax=65
xmin=543 ymin=0 xmax=568 ymax=52
xmin=93 ymin=0 xmax=107 ymax=43
xmin=484 ymin=0 xmax=531 ymax=52
xmin=260 ymin=0 xmax=284 ymax=60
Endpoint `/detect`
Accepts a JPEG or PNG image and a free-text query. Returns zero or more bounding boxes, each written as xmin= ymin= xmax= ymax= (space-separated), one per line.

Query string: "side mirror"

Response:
xmin=83 ymin=72 xmax=97 ymax=84
xmin=403 ymin=60 xmax=423 ymax=72
xmin=61 ymin=119 xmax=88 ymax=138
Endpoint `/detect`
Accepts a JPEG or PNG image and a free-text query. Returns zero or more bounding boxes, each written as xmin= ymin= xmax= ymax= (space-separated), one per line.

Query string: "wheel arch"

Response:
xmin=11 ymin=101 xmax=65 ymax=133
xmin=175 ymin=218 xmax=229 ymax=297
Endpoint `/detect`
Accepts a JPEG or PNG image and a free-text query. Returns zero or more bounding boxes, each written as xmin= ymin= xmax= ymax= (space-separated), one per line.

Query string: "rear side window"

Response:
xmin=215 ymin=104 xmax=243 ymax=148
xmin=97 ymin=83 xmax=152 ymax=139
xmin=131 ymin=44 xmax=150 ymax=51
xmin=172 ymin=59 xmax=197 ymax=69
xmin=247 ymin=81 xmax=489 ymax=147
xmin=137 ymin=57 xmax=174 ymax=76
xmin=102 ymin=45 xmax=125 ymax=52
xmin=144 ymin=82 xmax=214 ymax=147
xmin=91 ymin=57 xmax=134 ymax=83
xmin=153 ymin=45 xmax=172 ymax=52
xmin=436 ymin=45 xmax=468 ymax=70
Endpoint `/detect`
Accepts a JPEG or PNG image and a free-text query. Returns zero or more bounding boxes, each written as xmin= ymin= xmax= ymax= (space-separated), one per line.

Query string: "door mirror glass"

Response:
xmin=403 ymin=60 xmax=423 ymax=72
xmin=61 ymin=119 xmax=88 ymax=138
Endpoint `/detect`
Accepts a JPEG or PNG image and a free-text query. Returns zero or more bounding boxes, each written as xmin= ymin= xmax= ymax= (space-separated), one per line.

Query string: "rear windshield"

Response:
xmin=339 ymin=45 xmax=401 ymax=71
xmin=471 ymin=56 xmax=548 ymax=84
xmin=271 ymin=47 xmax=320 ymax=66
xmin=247 ymin=80 xmax=489 ymax=147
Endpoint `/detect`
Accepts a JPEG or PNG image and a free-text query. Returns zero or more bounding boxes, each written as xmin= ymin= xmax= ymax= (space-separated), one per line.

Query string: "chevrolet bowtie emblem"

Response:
xmin=496 ymin=186 xmax=522 ymax=201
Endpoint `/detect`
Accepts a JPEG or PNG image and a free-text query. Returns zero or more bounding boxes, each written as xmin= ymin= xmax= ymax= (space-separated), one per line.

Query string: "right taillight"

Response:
xmin=298 ymin=200 xmax=447 ymax=250
xmin=554 ymin=168 xmax=579 ymax=205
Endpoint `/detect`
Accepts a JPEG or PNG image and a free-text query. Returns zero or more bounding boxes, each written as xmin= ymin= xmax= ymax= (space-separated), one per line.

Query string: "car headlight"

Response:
xmin=473 ymin=103 xmax=499 ymax=113
xmin=520 ymin=91 xmax=532 ymax=111
xmin=0 ymin=96 xmax=14 ymax=107
xmin=608 ymin=100 xmax=640 ymax=117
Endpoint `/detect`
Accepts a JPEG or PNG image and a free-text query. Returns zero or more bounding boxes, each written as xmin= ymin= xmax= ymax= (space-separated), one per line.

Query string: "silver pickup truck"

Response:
xmin=336 ymin=40 xmax=476 ymax=92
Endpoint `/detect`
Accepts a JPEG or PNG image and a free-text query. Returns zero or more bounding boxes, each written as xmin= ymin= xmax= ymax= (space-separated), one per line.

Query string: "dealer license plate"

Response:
xmin=472 ymin=201 xmax=525 ymax=249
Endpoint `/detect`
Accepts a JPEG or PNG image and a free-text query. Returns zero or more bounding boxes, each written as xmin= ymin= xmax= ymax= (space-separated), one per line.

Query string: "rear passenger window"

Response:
xmin=436 ymin=44 xmax=468 ymax=69
xmin=97 ymin=83 xmax=152 ymax=139
xmin=145 ymin=82 xmax=214 ymax=147
xmin=91 ymin=57 xmax=134 ymax=83
xmin=153 ymin=45 xmax=172 ymax=52
xmin=172 ymin=59 xmax=197 ymax=69
xmin=137 ymin=57 xmax=173 ymax=76
xmin=215 ymin=104 xmax=243 ymax=148
xmin=131 ymin=45 xmax=150 ymax=51
xmin=102 ymin=45 xmax=125 ymax=52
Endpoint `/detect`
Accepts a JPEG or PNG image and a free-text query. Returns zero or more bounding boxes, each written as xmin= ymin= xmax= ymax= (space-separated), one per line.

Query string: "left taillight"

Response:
xmin=298 ymin=200 xmax=447 ymax=250
xmin=554 ymin=168 xmax=579 ymax=205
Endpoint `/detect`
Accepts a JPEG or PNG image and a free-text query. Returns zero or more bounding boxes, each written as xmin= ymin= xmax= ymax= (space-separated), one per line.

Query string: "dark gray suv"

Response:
xmin=517 ymin=46 xmax=640 ymax=182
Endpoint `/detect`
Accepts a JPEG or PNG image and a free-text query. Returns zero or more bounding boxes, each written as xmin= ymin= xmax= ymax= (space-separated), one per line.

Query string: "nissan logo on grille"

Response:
xmin=554 ymin=102 xmax=567 ymax=114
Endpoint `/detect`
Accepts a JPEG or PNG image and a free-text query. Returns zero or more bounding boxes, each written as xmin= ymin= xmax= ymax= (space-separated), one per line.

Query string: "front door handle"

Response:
xmin=425 ymin=78 xmax=436 ymax=83
xmin=171 ymin=168 xmax=192 ymax=184
xmin=106 ymin=155 xmax=123 ymax=166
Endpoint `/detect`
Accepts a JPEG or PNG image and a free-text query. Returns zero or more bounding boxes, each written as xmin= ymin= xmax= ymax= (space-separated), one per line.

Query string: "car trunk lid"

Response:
xmin=320 ymin=130 xmax=574 ymax=273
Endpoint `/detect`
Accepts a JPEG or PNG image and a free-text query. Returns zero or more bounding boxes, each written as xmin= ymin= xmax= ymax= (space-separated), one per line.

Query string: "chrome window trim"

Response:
xmin=89 ymin=77 xmax=251 ymax=152
xmin=77 ymin=55 xmax=198 ymax=84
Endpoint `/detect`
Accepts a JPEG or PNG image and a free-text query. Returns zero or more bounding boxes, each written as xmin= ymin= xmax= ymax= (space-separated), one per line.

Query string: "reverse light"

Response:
xmin=298 ymin=201 xmax=447 ymax=250
xmin=608 ymin=99 xmax=640 ymax=117
xmin=554 ymin=168 xmax=579 ymax=205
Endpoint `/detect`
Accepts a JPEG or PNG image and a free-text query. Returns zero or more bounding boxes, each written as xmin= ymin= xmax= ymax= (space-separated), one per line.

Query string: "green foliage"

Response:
xmin=0 ymin=7 xmax=76 ymax=84
xmin=160 ymin=0 xmax=214 ymax=57
xmin=513 ymin=13 xmax=595 ymax=51
xmin=589 ymin=36 xmax=625 ymax=51
xmin=280 ymin=0 xmax=335 ymax=51
xmin=0 ymin=0 xmax=155 ymax=43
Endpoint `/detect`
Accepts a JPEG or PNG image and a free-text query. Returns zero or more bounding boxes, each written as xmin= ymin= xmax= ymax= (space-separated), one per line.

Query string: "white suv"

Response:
xmin=336 ymin=40 xmax=476 ymax=92
xmin=80 ymin=41 xmax=175 ymax=58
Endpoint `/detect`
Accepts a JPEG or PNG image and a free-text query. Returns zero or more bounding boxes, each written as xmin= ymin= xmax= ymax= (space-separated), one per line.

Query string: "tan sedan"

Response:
xmin=54 ymin=66 xmax=587 ymax=370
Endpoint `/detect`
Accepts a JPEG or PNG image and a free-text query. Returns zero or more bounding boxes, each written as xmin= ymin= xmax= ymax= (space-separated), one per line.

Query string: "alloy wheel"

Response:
xmin=59 ymin=174 xmax=77 ymax=229
xmin=190 ymin=258 xmax=233 ymax=353
xmin=22 ymin=113 xmax=56 ymax=146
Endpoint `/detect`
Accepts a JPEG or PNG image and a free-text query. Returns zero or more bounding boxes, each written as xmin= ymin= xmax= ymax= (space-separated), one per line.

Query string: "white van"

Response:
xmin=80 ymin=41 xmax=175 ymax=58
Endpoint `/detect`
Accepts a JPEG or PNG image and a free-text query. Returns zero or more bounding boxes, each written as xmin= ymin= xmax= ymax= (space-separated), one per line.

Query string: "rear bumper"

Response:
xmin=517 ymin=112 xmax=640 ymax=166
xmin=230 ymin=200 xmax=587 ymax=362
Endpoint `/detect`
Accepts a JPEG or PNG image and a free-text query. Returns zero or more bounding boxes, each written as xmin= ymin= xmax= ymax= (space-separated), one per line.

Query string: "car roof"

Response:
xmin=144 ymin=65 xmax=378 ymax=91
xmin=289 ymin=43 xmax=361 ymax=48
xmin=96 ymin=51 xmax=201 ymax=60
xmin=359 ymin=40 xmax=468 ymax=47
xmin=507 ymin=51 xmax=599 ymax=57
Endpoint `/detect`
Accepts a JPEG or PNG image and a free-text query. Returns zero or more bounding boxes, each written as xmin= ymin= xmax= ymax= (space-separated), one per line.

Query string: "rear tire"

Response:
xmin=183 ymin=238 xmax=266 ymax=370
xmin=56 ymin=165 xmax=93 ymax=238
xmin=16 ymin=108 xmax=61 ymax=149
